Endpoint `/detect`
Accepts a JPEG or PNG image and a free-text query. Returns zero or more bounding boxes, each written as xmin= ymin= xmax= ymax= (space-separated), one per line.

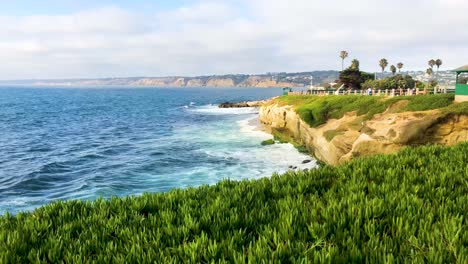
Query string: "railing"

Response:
xmin=288 ymin=88 xmax=455 ymax=97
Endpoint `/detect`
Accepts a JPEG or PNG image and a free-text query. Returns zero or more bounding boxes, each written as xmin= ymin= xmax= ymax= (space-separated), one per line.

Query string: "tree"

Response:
xmin=435 ymin=59 xmax=442 ymax=80
xmin=339 ymin=62 xmax=373 ymax=89
xmin=390 ymin=65 xmax=397 ymax=76
xmin=426 ymin=68 xmax=433 ymax=78
xmin=428 ymin=59 xmax=436 ymax=69
xmin=361 ymin=74 xmax=416 ymax=90
xmin=379 ymin=58 xmax=388 ymax=79
xmin=350 ymin=59 xmax=360 ymax=70
xmin=397 ymin=62 xmax=404 ymax=73
xmin=339 ymin=51 xmax=349 ymax=71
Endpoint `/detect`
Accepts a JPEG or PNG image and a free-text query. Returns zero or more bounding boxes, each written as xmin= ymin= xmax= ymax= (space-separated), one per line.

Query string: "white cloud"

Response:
xmin=0 ymin=0 xmax=467 ymax=79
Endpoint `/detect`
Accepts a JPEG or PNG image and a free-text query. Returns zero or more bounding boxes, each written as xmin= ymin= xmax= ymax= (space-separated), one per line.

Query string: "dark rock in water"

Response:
xmin=219 ymin=102 xmax=249 ymax=108
xmin=302 ymin=160 xmax=312 ymax=164
xmin=218 ymin=100 xmax=266 ymax=108
xmin=288 ymin=165 xmax=293 ymax=169
xmin=293 ymin=166 xmax=298 ymax=170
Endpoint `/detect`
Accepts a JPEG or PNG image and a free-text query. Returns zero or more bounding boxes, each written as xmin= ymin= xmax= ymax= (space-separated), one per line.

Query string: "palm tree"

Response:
xmin=339 ymin=51 xmax=349 ymax=71
xmin=390 ymin=65 xmax=397 ymax=76
xmin=397 ymin=62 xmax=404 ymax=73
xmin=379 ymin=58 xmax=388 ymax=79
xmin=426 ymin=68 xmax=433 ymax=78
xmin=435 ymin=59 xmax=442 ymax=80
xmin=351 ymin=59 xmax=359 ymax=70
xmin=426 ymin=68 xmax=434 ymax=90
xmin=428 ymin=59 xmax=436 ymax=69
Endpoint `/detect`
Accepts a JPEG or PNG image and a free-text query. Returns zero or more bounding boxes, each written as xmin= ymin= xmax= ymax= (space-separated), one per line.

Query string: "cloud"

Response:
xmin=0 ymin=0 xmax=467 ymax=79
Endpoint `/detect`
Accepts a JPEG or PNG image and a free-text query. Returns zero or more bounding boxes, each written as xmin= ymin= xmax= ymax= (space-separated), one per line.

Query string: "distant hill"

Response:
xmin=0 ymin=71 xmax=340 ymax=88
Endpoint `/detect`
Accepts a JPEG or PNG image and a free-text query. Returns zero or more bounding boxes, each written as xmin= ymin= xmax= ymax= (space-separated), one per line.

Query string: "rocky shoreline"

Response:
xmin=259 ymin=101 xmax=468 ymax=165
xmin=218 ymin=98 xmax=275 ymax=108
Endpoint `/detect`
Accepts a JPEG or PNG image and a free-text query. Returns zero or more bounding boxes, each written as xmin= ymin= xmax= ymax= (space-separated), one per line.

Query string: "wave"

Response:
xmin=237 ymin=117 xmax=271 ymax=139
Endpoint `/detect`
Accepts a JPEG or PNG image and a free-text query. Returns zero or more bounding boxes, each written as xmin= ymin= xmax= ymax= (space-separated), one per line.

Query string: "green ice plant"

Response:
xmin=276 ymin=94 xmax=456 ymax=127
xmin=1 ymin=143 xmax=467 ymax=263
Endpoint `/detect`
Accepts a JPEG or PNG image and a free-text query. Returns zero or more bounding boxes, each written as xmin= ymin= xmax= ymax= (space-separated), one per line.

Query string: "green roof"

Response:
xmin=453 ymin=65 xmax=468 ymax=72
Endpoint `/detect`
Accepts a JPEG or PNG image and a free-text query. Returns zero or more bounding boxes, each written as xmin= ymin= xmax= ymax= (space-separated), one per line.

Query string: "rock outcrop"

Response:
xmin=219 ymin=99 xmax=272 ymax=108
xmin=259 ymin=103 xmax=468 ymax=165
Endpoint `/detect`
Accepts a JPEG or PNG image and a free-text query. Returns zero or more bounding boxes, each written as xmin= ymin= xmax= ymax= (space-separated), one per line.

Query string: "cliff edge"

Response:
xmin=259 ymin=95 xmax=468 ymax=165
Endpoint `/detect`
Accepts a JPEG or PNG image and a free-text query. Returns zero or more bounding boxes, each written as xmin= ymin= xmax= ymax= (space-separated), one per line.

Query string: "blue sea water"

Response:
xmin=0 ymin=87 xmax=316 ymax=214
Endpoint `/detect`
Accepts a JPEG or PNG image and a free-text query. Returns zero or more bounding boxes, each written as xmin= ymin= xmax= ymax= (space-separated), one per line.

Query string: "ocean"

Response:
xmin=0 ymin=87 xmax=316 ymax=214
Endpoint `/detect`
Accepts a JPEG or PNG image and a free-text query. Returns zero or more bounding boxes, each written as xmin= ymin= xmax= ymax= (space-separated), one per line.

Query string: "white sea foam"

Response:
xmin=189 ymin=104 xmax=259 ymax=115
xmin=237 ymin=116 xmax=271 ymax=139
xmin=191 ymin=115 xmax=318 ymax=182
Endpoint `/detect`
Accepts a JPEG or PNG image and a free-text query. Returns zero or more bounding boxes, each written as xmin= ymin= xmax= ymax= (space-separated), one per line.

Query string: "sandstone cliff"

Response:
xmin=25 ymin=71 xmax=339 ymax=87
xmin=259 ymin=102 xmax=468 ymax=165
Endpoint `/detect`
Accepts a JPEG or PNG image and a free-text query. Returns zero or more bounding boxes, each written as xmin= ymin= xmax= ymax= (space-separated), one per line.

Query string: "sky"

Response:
xmin=0 ymin=0 xmax=467 ymax=79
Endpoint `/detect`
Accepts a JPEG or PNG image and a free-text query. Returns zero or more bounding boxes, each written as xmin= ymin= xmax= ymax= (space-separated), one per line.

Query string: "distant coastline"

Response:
xmin=0 ymin=69 xmax=457 ymax=88
xmin=0 ymin=71 xmax=339 ymax=88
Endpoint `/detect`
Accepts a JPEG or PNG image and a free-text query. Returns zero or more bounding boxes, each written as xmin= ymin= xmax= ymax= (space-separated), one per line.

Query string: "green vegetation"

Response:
xmin=323 ymin=130 xmax=345 ymax=142
xmin=362 ymin=74 xmax=418 ymax=90
xmin=1 ymin=143 xmax=467 ymax=262
xmin=271 ymin=130 xmax=309 ymax=154
xmin=338 ymin=59 xmax=374 ymax=89
xmin=339 ymin=50 xmax=348 ymax=71
xmin=294 ymin=145 xmax=309 ymax=153
xmin=273 ymin=135 xmax=288 ymax=144
xmin=275 ymin=94 xmax=456 ymax=127
xmin=441 ymin=101 xmax=468 ymax=115
xmin=379 ymin=58 xmax=389 ymax=79
xmin=261 ymin=139 xmax=275 ymax=146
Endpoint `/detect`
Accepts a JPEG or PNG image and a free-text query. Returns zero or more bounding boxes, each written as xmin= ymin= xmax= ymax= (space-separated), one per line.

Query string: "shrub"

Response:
xmin=362 ymin=74 xmax=416 ymax=90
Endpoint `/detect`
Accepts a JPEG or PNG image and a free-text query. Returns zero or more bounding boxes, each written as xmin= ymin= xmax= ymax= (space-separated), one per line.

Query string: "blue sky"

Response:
xmin=0 ymin=0 xmax=189 ymax=15
xmin=0 ymin=0 xmax=467 ymax=79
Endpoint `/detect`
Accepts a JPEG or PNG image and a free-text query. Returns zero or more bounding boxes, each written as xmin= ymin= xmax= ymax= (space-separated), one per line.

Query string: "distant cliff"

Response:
xmin=5 ymin=71 xmax=339 ymax=88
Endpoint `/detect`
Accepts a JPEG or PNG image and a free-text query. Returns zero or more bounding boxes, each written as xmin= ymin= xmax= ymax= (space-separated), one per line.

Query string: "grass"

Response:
xmin=274 ymin=94 xmax=457 ymax=127
xmin=1 ymin=143 xmax=467 ymax=263
xmin=441 ymin=101 xmax=468 ymax=116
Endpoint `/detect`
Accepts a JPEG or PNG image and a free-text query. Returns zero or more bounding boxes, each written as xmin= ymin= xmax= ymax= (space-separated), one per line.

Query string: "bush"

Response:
xmin=1 ymin=143 xmax=467 ymax=262
xmin=362 ymin=74 xmax=417 ymax=90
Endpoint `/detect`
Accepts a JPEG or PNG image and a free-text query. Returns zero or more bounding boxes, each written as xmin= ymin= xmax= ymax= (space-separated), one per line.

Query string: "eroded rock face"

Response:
xmin=259 ymin=103 xmax=468 ymax=165
xmin=206 ymin=78 xmax=235 ymax=87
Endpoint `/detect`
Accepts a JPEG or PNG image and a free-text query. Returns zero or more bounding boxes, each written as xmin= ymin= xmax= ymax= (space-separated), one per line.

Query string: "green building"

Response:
xmin=454 ymin=65 xmax=468 ymax=102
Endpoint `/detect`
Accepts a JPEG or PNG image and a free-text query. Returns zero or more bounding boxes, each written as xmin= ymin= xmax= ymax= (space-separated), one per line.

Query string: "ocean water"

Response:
xmin=0 ymin=87 xmax=316 ymax=214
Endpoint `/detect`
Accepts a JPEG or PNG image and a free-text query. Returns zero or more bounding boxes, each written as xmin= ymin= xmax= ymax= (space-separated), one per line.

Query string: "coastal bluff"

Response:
xmin=259 ymin=97 xmax=468 ymax=165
